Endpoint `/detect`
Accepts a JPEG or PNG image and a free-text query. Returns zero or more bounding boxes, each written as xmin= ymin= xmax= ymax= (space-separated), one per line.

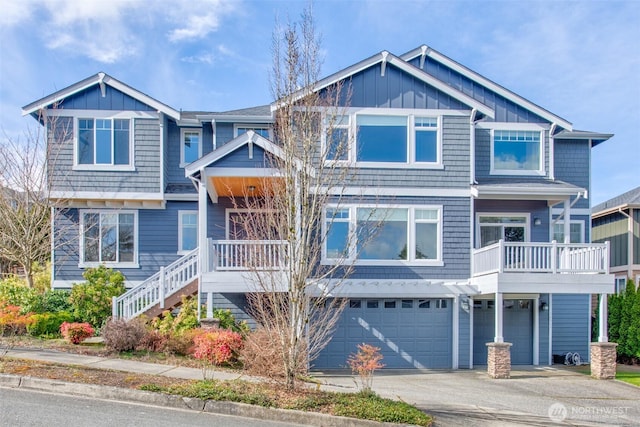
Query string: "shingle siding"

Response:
xmin=554 ymin=139 xmax=590 ymax=210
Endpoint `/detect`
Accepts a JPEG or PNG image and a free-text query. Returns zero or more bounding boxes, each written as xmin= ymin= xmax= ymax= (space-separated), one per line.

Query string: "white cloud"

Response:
xmin=181 ymin=53 xmax=215 ymax=64
xmin=167 ymin=0 xmax=239 ymax=42
xmin=0 ymin=0 xmax=33 ymax=27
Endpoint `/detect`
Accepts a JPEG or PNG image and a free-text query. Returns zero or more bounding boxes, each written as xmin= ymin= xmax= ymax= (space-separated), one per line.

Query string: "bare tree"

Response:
xmin=0 ymin=111 xmax=70 ymax=288
xmin=233 ymin=7 xmax=376 ymax=389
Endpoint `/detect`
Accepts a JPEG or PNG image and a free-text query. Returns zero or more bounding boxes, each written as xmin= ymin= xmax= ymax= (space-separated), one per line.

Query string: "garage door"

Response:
xmin=314 ymin=298 xmax=452 ymax=369
xmin=473 ymin=299 xmax=533 ymax=365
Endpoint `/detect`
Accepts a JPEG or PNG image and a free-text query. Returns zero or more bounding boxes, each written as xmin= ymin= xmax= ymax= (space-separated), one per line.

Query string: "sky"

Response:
xmin=0 ymin=0 xmax=638 ymax=205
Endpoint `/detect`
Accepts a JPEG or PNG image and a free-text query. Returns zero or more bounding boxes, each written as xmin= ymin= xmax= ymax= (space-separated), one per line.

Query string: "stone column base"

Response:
xmin=590 ymin=342 xmax=617 ymax=380
xmin=486 ymin=342 xmax=512 ymax=379
xmin=199 ymin=318 xmax=220 ymax=330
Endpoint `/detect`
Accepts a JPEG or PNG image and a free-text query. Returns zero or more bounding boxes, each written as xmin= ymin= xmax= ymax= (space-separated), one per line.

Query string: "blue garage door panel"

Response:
xmin=314 ymin=298 xmax=453 ymax=369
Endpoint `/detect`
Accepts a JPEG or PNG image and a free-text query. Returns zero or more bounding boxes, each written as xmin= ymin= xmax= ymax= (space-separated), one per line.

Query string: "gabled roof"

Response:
xmin=272 ymin=50 xmax=495 ymax=118
xmin=22 ymin=72 xmax=180 ymax=120
xmin=184 ymin=130 xmax=310 ymax=177
xmin=401 ymin=45 xmax=573 ymax=130
xmin=592 ymin=186 xmax=640 ymax=217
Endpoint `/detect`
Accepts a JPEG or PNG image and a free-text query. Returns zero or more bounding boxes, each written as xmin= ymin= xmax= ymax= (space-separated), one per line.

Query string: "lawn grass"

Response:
xmin=141 ymin=380 xmax=433 ymax=426
xmin=569 ymin=364 xmax=640 ymax=386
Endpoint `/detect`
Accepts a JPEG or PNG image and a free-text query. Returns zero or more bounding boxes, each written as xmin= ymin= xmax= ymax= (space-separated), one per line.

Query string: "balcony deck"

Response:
xmin=471 ymin=240 xmax=614 ymax=295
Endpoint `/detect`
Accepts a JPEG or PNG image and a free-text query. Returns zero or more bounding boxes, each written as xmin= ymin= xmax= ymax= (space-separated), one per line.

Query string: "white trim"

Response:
xmin=475 ymin=212 xmax=531 ymax=248
xmin=164 ymin=193 xmax=198 ymax=201
xmin=318 ymin=186 xmax=470 ymax=198
xmin=452 ymin=296 xmax=459 ymax=369
xmin=22 ymin=72 xmax=180 ymax=120
xmin=401 ymin=46 xmax=573 ymax=130
xmin=472 ymin=185 xmax=582 ymax=199
xmin=551 ymin=208 xmax=591 ymax=216
xmin=475 ymin=122 xmax=549 ymax=131
xmin=78 ymin=209 xmax=139 ymax=268
xmin=74 ymin=116 xmax=135 ymax=170
xmin=178 ymin=210 xmax=198 ymax=255
xmin=533 ymin=296 xmax=539 ymax=365
xmin=180 ymin=128 xmax=203 ymax=166
xmin=159 ymin=114 xmax=165 ymax=194
xmin=469 ymin=295 xmax=474 ymax=368
xmin=322 ymin=204 xmax=444 ymax=266
xmin=50 ymin=191 xmax=163 ymax=200
xmin=548 ymin=294 xmax=553 ymax=365
xmin=489 ymin=129 xmax=545 ymax=176
xmin=43 ymin=109 xmax=160 ymax=119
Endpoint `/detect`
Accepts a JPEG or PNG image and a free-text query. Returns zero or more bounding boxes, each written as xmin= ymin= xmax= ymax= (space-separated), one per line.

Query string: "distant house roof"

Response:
xmin=22 ymin=72 xmax=180 ymax=120
xmin=592 ymin=186 xmax=640 ymax=217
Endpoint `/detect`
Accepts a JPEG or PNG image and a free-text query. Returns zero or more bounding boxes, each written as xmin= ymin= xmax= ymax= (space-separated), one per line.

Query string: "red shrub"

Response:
xmin=191 ymin=329 xmax=243 ymax=366
xmin=60 ymin=321 xmax=94 ymax=344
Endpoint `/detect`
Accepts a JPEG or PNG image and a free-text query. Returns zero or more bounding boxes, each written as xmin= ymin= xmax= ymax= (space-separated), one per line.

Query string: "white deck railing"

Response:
xmin=209 ymin=239 xmax=289 ymax=271
xmin=472 ymin=240 xmax=609 ymax=277
xmin=112 ymin=248 xmax=199 ymax=320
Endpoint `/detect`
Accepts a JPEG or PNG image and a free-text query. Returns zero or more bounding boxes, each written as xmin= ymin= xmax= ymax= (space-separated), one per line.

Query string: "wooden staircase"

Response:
xmin=112 ymin=248 xmax=200 ymax=320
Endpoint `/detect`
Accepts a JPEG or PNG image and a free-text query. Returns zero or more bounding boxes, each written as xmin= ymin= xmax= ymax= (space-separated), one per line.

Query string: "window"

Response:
xmin=324 ymin=205 xmax=442 ymax=264
xmin=366 ymin=300 xmax=379 ymax=309
xmin=235 ymin=125 xmax=271 ymax=139
xmin=402 ymin=300 xmax=413 ymax=308
xmin=491 ymin=130 xmax=542 ymax=174
xmin=326 ymin=115 xmax=350 ymax=161
xmin=181 ymin=129 xmax=201 ymax=165
xmin=615 ymin=277 xmax=627 ymax=294
xmin=477 ymin=215 xmax=528 ymax=247
xmin=81 ymin=211 xmax=137 ymax=266
xmin=178 ymin=211 xmax=198 ymax=254
xmin=324 ymin=112 xmax=441 ymax=166
xmin=384 ymin=300 xmax=396 ymax=308
xmin=553 ymin=221 xmax=584 ymax=243
xmin=349 ymin=300 xmax=361 ymax=308
xmin=78 ymin=118 xmax=131 ymax=166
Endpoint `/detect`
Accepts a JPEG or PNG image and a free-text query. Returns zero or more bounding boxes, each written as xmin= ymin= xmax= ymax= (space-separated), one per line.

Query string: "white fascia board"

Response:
xmin=316 ymin=186 xmax=470 ymax=198
xmin=311 ymin=279 xmax=477 ymax=297
xmin=196 ymin=114 xmax=273 ymax=123
xmin=164 ymin=193 xmax=198 ymax=201
xmin=22 ymin=72 xmax=180 ymax=120
xmin=271 ymin=51 xmax=494 ymax=118
xmin=50 ymin=191 xmax=164 ymax=200
xmin=401 ymin=46 xmax=573 ymax=130
xmin=472 ymin=185 xmax=585 ymax=199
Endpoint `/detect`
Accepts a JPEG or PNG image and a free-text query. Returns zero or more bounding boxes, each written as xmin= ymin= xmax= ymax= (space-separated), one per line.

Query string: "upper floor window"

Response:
xmin=181 ymin=129 xmax=201 ymax=165
xmin=477 ymin=215 xmax=528 ymax=248
xmin=324 ymin=205 xmax=442 ymax=265
xmin=178 ymin=211 xmax=198 ymax=254
xmin=235 ymin=125 xmax=271 ymax=139
xmin=80 ymin=210 xmax=137 ymax=267
xmin=324 ymin=112 xmax=441 ymax=167
xmin=491 ymin=130 xmax=543 ymax=175
xmin=78 ymin=118 xmax=131 ymax=166
xmin=553 ymin=221 xmax=584 ymax=243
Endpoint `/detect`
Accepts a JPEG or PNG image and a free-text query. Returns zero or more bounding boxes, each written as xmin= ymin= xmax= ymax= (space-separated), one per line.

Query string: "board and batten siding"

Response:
xmin=59 ymin=85 xmax=156 ymax=111
xmin=551 ymin=294 xmax=590 ymax=361
xmin=48 ymin=117 xmax=161 ymax=193
xmin=348 ymin=196 xmax=470 ymax=280
xmin=593 ymin=212 xmax=629 ymax=267
xmin=407 ymin=56 xmax=548 ymax=124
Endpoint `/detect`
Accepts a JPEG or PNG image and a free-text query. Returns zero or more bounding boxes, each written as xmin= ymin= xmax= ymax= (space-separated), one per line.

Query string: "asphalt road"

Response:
xmin=0 ymin=387 xmax=303 ymax=427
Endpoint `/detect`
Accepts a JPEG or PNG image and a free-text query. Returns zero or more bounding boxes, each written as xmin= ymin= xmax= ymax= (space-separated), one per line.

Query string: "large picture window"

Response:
xmin=78 ymin=118 xmax=130 ymax=166
xmin=324 ymin=205 xmax=442 ymax=264
xmin=323 ymin=112 xmax=441 ymax=166
xmin=491 ymin=130 xmax=542 ymax=174
xmin=81 ymin=211 xmax=137 ymax=266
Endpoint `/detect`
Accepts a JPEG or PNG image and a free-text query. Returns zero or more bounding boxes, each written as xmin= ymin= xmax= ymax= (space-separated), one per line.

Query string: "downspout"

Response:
xmin=469 ymin=108 xmax=479 ymax=185
xmin=549 ymin=123 xmax=557 ymax=180
xmin=551 ymin=190 xmax=585 ymax=226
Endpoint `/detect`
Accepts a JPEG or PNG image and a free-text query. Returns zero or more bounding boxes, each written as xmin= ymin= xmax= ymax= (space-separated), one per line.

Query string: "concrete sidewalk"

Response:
xmin=4 ymin=347 xmax=640 ymax=426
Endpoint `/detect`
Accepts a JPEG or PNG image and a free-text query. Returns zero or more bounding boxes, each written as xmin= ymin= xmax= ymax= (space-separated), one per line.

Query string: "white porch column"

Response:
xmin=598 ymin=293 xmax=608 ymax=342
xmin=533 ymin=296 xmax=539 ymax=365
xmin=206 ymin=292 xmax=214 ymax=319
xmin=198 ymin=174 xmax=209 ymax=273
xmin=494 ymin=292 xmax=504 ymax=342
xmin=563 ymin=198 xmax=571 ymax=243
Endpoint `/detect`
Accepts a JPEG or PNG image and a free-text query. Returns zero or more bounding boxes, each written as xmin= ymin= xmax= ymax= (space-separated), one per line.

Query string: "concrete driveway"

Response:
xmin=315 ymin=366 xmax=640 ymax=426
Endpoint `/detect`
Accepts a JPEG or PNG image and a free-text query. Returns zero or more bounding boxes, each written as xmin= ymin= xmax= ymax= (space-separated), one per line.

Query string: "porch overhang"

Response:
xmin=205 ymin=168 xmax=283 ymax=198
xmin=470 ymin=273 xmax=615 ymax=295
xmin=471 ymin=180 xmax=586 ymax=206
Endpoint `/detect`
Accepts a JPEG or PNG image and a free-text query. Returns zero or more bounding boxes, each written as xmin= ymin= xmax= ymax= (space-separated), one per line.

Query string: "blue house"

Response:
xmin=23 ymin=45 xmax=614 ymax=370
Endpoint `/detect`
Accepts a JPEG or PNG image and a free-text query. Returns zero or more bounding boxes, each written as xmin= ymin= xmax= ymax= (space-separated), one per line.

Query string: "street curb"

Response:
xmin=0 ymin=374 xmax=417 ymax=427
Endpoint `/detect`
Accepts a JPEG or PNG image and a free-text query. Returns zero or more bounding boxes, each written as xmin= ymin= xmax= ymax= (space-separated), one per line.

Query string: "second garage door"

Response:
xmin=314 ymin=298 xmax=453 ymax=369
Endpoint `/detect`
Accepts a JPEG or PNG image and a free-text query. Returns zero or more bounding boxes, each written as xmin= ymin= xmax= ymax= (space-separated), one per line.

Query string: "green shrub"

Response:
xmin=23 ymin=290 xmax=72 ymax=314
xmin=0 ymin=277 xmax=38 ymax=310
xmin=27 ymin=311 xmax=74 ymax=337
xmin=69 ymin=266 xmax=125 ymax=328
xmin=174 ymin=296 xmax=199 ymax=333
xmin=101 ymin=317 xmax=147 ymax=352
xmin=213 ymin=308 xmax=250 ymax=334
